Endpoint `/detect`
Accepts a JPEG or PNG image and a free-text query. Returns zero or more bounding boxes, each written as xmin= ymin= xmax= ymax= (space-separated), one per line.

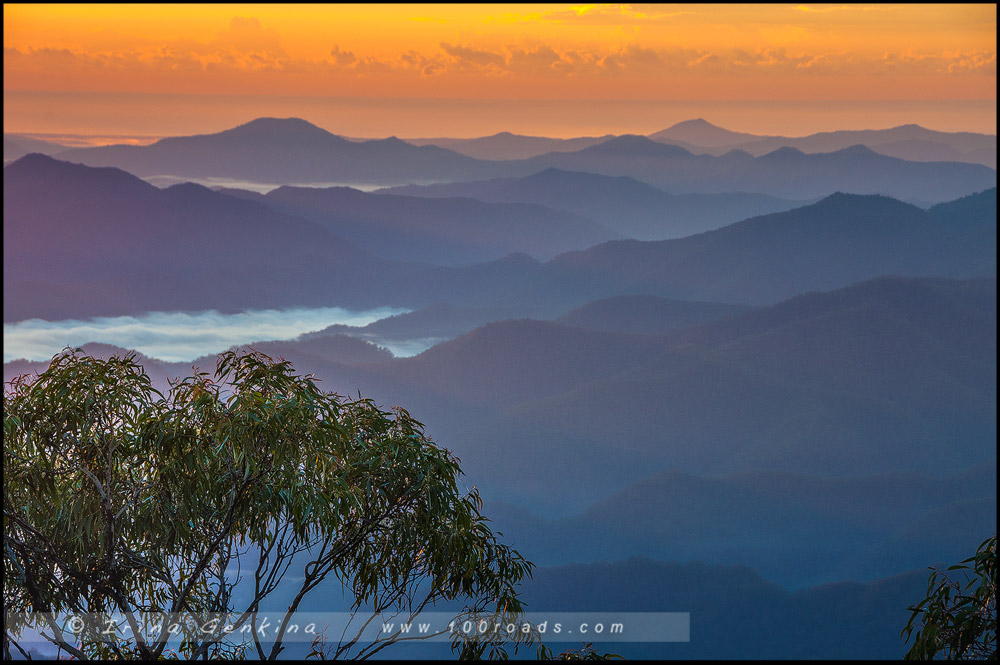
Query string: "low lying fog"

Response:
xmin=4 ymin=306 xmax=409 ymax=363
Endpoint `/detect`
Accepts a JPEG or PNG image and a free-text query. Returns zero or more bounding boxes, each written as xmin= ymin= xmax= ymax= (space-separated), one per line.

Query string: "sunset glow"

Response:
xmin=3 ymin=3 xmax=996 ymax=137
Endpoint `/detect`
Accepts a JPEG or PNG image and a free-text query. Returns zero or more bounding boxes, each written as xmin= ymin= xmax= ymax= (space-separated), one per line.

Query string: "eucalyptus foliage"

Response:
xmin=3 ymin=348 xmax=535 ymax=660
xmin=902 ymin=535 xmax=997 ymax=660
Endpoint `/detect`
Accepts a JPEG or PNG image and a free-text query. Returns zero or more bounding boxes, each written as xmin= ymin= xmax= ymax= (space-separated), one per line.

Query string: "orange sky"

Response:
xmin=3 ymin=4 xmax=996 ymax=137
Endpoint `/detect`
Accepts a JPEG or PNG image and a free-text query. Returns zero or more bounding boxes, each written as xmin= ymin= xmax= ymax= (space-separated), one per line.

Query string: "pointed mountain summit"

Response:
xmin=831 ymin=144 xmax=880 ymax=156
xmin=810 ymin=190 xmax=919 ymax=210
xmin=170 ymin=116 xmax=349 ymax=146
xmin=758 ymin=145 xmax=806 ymax=159
xmin=648 ymin=118 xmax=767 ymax=147
xmin=218 ymin=116 xmax=333 ymax=136
xmin=3 ymin=152 xmax=159 ymax=196
xmin=369 ymin=135 xmax=409 ymax=146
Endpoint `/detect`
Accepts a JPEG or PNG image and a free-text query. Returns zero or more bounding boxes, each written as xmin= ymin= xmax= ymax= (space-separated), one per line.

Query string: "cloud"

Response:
xmin=945 ymin=51 xmax=997 ymax=75
xmin=220 ymin=16 xmax=285 ymax=55
xmin=490 ymin=3 xmax=698 ymax=25
xmin=404 ymin=41 xmax=997 ymax=80
xmin=4 ymin=14 xmax=301 ymax=83
xmin=506 ymin=44 xmax=564 ymax=71
xmin=330 ymin=44 xmax=357 ymax=67
xmin=5 ymin=39 xmax=995 ymax=94
xmin=794 ymin=4 xmax=903 ymax=14
xmin=439 ymin=42 xmax=505 ymax=70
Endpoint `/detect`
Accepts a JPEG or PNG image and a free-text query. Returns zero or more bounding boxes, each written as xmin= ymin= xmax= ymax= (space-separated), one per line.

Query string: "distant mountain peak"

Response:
xmin=648 ymin=118 xmax=763 ymax=147
xmin=5 ymin=151 xmax=60 ymax=168
xmin=668 ymin=118 xmax=720 ymax=130
xmin=721 ymin=148 xmax=753 ymax=159
xmin=604 ymin=133 xmax=657 ymax=144
xmin=163 ymin=181 xmax=216 ymax=196
xmin=812 ymin=190 xmax=919 ymax=212
xmin=237 ymin=117 xmax=323 ymax=131
xmin=369 ymin=135 xmax=409 ymax=146
xmin=819 ymin=191 xmax=867 ymax=202
xmin=165 ymin=180 xmax=208 ymax=191
xmin=4 ymin=152 xmax=73 ymax=178
xmin=211 ymin=117 xmax=340 ymax=141
xmin=834 ymin=144 xmax=879 ymax=156
xmin=3 ymin=152 xmax=155 ymax=192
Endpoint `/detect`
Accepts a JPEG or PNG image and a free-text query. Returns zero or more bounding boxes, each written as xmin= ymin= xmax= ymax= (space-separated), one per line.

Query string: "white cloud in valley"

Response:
xmin=3 ymin=306 xmax=408 ymax=364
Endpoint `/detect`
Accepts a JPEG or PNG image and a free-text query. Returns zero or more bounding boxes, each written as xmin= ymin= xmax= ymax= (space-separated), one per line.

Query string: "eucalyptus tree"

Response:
xmin=4 ymin=348 xmax=536 ymax=660
xmin=902 ymin=535 xmax=997 ymax=660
